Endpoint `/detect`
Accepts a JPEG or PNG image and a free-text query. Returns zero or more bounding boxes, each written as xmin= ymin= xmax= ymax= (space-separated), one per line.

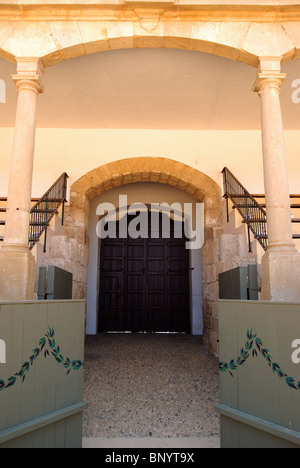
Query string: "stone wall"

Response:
xmin=201 ymin=226 xmax=258 ymax=355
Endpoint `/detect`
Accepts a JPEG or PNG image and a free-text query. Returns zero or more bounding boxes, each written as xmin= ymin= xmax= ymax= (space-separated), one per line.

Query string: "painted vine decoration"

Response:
xmin=0 ymin=327 xmax=84 ymax=392
xmin=219 ymin=329 xmax=300 ymax=391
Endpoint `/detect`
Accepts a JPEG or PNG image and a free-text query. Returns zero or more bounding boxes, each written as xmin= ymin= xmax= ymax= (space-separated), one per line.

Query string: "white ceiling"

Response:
xmin=0 ymin=48 xmax=299 ymax=130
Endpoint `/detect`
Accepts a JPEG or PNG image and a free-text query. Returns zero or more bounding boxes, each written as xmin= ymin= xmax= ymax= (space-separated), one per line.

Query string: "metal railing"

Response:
xmin=29 ymin=172 xmax=68 ymax=251
xmin=222 ymin=167 xmax=268 ymax=252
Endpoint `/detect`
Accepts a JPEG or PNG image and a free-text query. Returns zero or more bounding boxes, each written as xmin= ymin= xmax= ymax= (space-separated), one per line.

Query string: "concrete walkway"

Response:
xmin=82 ymin=333 xmax=220 ymax=445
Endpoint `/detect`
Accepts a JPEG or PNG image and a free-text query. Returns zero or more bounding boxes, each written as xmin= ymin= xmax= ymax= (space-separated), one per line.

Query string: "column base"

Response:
xmin=0 ymin=246 xmax=35 ymax=301
xmin=261 ymin=250 xmax=300 ymax=301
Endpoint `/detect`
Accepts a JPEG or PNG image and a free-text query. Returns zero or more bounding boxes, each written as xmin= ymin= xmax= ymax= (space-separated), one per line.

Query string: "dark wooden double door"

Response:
xmin=98 ymin=214 xmax=190 ymax=333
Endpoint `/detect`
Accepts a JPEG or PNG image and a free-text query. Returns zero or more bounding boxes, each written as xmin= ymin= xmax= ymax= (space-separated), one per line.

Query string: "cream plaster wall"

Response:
xmin=1 ymin=49 xmax=299 ymax=132
xmin=1 ymin=128 xmax=300 ymax=197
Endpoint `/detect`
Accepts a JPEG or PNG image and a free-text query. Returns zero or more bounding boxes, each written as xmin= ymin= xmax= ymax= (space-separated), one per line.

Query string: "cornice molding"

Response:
xmin=0 ymin=2 xmax=300 ymax=22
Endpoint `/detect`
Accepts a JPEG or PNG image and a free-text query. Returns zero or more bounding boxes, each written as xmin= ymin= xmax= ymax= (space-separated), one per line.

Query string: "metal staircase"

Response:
xmin=0 ymin=173 xmax=68 ymax=252
xmin=222 ymin=167 xmax=300 ymax=252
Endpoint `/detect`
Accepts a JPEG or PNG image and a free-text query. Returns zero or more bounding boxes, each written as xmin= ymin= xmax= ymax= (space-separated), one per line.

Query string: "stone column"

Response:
xmin=254 ymin=57 xmax=300 ymax=301
xmin=0 ymin=58 xmax=44 ymax=301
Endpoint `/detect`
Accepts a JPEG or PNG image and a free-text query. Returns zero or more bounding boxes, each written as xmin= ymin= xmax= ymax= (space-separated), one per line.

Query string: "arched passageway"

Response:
xmin=65 ymin=157 xmax=223 ymax=352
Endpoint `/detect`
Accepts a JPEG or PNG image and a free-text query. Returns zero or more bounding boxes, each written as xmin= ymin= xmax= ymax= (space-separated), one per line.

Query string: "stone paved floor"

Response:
xmin=82 ymin=333 xmax=220 ymax=439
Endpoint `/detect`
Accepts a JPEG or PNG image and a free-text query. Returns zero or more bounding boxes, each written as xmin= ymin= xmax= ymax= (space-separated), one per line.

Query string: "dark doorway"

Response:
xmin=98 ymin=212 xmax=190 ymax=333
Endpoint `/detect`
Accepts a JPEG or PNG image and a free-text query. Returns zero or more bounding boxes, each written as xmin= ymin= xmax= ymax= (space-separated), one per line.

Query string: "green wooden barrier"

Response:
xmin=217 ymin=300 xmax=300 ymax=448
xmin=0 ymin=300 xmax=86 ymax=448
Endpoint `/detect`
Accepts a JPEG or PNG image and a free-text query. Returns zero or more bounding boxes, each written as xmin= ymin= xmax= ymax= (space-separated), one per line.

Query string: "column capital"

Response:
xmin=12 ymin=58 xmax=44 ymax=94
xmin=253 ymin=72 xmax=287 ymax=94
xmin=253 ymin=56 xmax=286 ymax=94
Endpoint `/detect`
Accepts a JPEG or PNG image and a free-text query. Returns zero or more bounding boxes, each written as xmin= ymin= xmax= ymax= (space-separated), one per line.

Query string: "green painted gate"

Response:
xmin=217 ymin=300 xmax=300 ymax=448
xmin=0 ymin=300 xmax=86 ymax=448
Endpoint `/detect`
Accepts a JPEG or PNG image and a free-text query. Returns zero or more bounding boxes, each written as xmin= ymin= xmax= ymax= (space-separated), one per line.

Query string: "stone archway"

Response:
xmin=1 ymin=13 xmax=300 ymax=69
xmin=62 ymin=157 xmax=223 ymax=352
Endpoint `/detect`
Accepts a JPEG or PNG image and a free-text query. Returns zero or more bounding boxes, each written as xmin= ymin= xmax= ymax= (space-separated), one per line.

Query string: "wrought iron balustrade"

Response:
xmin=222 ymin=167 xmax=268 ymax=252
xmin=29 ymin=172 xmax=68 ymax=251
xmin=0 ymin=173 xmax=68 ymax=250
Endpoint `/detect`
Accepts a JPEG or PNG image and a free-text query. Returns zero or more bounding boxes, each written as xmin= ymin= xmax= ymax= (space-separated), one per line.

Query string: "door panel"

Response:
xmin=98 ymin=213 xmax=190 ymax=333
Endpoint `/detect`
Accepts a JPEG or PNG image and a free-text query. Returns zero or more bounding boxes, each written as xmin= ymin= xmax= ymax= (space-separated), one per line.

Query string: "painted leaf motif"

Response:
xmin=39 ymin=337 xmax=46 ymax=350
xmin=229 ymin=360 xmax=237 ymax=371
xmin=5 ymin=376 xmax=17 ymax=388
xmin=63 ymin=358 xmax=71 ymax=368
xmin=286 ymin=377 xmax=298 ymax=390
xmin=219 ymin=330 xmax=300 ymax=392
xmin=0 ymin=326 xmax=106 ymax=393
xmin=255 ymin=337 xmax=263 ymax=351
